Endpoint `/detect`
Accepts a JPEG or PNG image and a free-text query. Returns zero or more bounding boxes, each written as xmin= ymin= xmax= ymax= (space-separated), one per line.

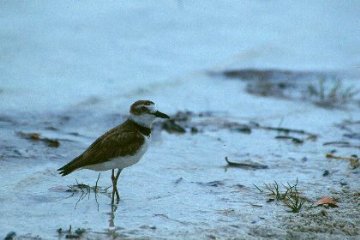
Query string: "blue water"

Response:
xmin=1 ymin=0 xmax=359 ymax=113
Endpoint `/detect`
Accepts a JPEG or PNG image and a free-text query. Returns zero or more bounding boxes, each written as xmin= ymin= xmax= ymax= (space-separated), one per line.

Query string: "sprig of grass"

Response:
xmin=283 ymin=180 xmax=305 ymax=213
xmin=264 ymin=181 xmax=285 ymax=200
xmin=255 ymin=180 xmax=305 ymax=213
xmin=65 ymin=175 xmax=109 ymax=210
xmin=307 ymin=78 xmax=359 ymax=108
xmin=254 ymin=184 xmax=264 ymax=193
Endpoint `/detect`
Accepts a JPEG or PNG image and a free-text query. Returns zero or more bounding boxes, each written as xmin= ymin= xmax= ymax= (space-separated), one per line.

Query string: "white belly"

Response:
xmin=84 ymin=137 xmax=149 ymax=171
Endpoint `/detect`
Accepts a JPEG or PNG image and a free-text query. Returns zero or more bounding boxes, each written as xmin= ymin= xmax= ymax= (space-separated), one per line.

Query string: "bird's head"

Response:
xmin=129 ymin=100 xmax=169 ymax=128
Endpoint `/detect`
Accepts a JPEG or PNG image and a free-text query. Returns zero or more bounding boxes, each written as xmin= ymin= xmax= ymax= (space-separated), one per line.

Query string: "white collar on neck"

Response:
xmin=129 ymin=114 xmax=155 ymax=128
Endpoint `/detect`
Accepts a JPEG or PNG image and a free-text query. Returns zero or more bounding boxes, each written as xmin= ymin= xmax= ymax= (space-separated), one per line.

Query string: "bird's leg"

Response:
xmin=114 ymin=169 xmax=122 ymax=203
xmin=111 ymin=169 xmax=116 ymax=205
xmin=94 ymin=173 xmax=101 ymax=211
xmin=110 ymin=169 xmax=123 ymax=204
xmin=95 ymin=173 xmax=101 ymax=192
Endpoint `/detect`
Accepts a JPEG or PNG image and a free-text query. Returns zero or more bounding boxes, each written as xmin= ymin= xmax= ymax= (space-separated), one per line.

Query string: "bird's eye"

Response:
xmin=141 ymin=107 xmax=147 ymax=111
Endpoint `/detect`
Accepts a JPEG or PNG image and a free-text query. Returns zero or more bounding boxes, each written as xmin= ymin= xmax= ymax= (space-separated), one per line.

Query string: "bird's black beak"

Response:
xmin=153 ymin=110 xmax=170 ymax=119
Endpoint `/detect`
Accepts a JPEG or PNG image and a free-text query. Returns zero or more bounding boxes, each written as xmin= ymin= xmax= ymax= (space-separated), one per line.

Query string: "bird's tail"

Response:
xmin=58 ymin=155 xmax=82 ymax=176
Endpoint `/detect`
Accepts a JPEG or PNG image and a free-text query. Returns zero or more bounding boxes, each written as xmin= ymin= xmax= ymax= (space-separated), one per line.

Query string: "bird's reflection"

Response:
xmin=64 ymin=174 xmax=124 ymax=235
xmin=62 ymin=181 xmax=122 ymax=238
xmin=108 ymin=203 xmax=118 ymax=231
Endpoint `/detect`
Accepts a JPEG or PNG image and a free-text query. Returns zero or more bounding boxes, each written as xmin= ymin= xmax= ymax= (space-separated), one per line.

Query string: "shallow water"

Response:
xmin=1 ymin=1 xmax=360 ymax=239
xmin=1 ymin=75 xmax=360 ymax=239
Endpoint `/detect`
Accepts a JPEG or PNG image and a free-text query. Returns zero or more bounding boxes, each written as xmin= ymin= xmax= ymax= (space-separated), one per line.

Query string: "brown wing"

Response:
xmin=58 ymin=125 xmax=144 ymax=175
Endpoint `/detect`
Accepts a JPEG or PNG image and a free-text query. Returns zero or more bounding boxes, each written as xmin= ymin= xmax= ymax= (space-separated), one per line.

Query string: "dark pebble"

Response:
xmin=4 ymin=232 xmax=16 ymax=240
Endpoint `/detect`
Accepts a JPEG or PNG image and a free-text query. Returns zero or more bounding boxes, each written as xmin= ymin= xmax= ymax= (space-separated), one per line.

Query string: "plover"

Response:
xmin=58 ymin=100 xmax=169 ymax=203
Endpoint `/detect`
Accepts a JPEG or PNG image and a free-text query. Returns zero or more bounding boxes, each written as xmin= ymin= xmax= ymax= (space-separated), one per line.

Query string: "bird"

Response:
xmin=58 ymin=100 xmax=169 ymax=203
